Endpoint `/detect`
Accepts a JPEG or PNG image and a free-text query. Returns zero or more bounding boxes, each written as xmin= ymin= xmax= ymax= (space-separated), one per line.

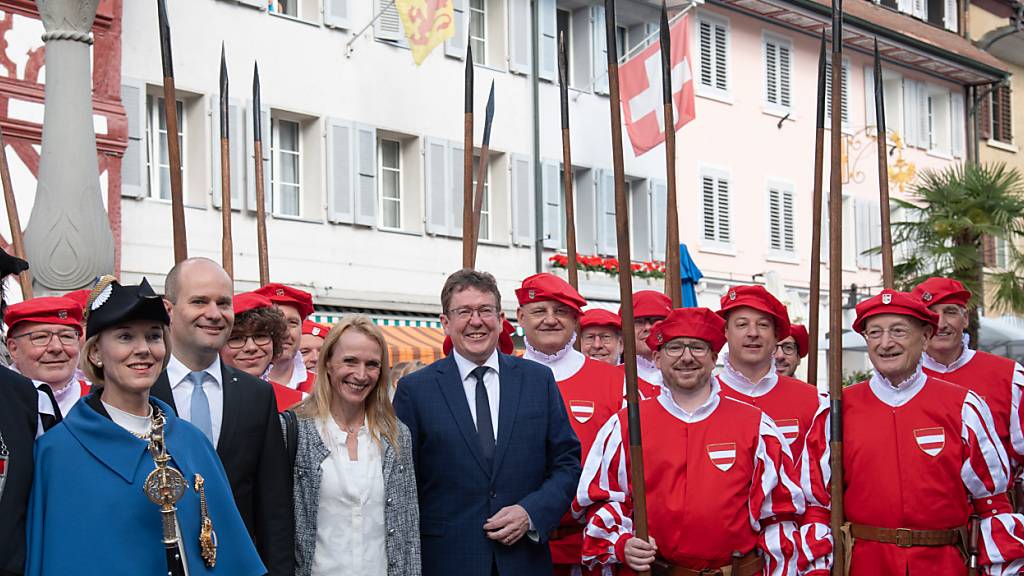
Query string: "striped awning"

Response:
xmin=381 ymin=326 xmax=445 ymax=365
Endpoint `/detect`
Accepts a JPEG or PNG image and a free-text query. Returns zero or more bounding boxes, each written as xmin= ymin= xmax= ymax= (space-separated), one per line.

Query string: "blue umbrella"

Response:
xmin=678 ymin=243 xmax=703 ymax=308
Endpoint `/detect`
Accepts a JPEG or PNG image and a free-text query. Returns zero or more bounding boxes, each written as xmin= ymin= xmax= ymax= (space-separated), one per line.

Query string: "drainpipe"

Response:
xmin=532 ymin=0 xmax=543 ymax=273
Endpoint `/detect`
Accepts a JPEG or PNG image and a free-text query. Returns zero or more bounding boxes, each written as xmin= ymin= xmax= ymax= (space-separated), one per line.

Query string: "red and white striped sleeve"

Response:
xmin=796 ymin=397 xmax=833 ymax=576
xmin=960 ymin=391 xmax=1024 ymax=576
xmin=753 ymin=413 xmax=805 ymax=576
xmin=1006 ymin=362 xmax=1024 ymax=469
xmin=572 ymin=412 xmax=634 ymax=568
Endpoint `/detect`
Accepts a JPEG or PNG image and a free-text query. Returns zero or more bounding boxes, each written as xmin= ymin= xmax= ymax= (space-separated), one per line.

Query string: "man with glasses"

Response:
xmin=5 ymin=297 xmax=89 ymax=423
xmin=620 ymin=290 xmax=672 ymax=396
xmin=515 ymin=273 xmax=624 ymax=576
xmin=716 ymin=286 xmax=819 ymax=455
xmin=774 ymin=323 xmax=809 ymax=380
xmin=254 ymin=282 xmax=316 ymax=393
xmin=574 ymin=307 xmax=803 ymax=575
xmin=578 ymin=309 xmax=623 ymax=366
xmin=394 ymin=268 xmax=581 ymax=576
xmin=797 ymin=289 xmax=1024 ymax=575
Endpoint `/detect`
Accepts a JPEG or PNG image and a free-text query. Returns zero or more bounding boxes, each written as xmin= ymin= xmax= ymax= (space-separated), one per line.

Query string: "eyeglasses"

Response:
xmin=226 ymin=334 xmax=273 ymax=349
xmin=14 ymin=330 xmax=80 ymax=348
xmin=661 ymin=341 xmax=711 ymax=359
xmin=581 ymin=332 xmax=618 ymax=345
xmin=775 ymin=342 xmax=799 ymax=356
xmin=447 ymin=305 xmax=499 ymax=322
xmin=863 ymin=325 xmax=913 ymax=341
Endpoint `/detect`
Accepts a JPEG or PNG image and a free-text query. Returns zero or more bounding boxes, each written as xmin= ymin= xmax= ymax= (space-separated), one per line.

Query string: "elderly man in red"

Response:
xmin=254 ymin=283 xmax=316 ymax=393
xmin=797 ymin=290 xmax=1024 ymax=575
xmin=579 ymin=309 xmax=623 ymax=366
xmin=574 ymin=307 xmax=804 ymax=576
xmin=5 ymin=297 xmax=89 ymax=422
xmin=774 ymin=323 xmax=809 ymax=380
xmin=516 ymin=273 xmax=625 ymax=576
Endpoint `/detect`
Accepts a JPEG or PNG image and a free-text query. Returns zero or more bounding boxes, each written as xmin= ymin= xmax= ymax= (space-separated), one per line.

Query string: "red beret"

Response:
xmin=853 ymin=289 xmax=939 ymax=333
xmin=233 ymin=291 xmax=273 ymax=315
xmin=253 ymin=283 xmax=314 ymax=319
xmin=646 ymin=307 xmax=726 ymax=353
xmin=63 ymin=289 xmax=90 ymax=311
xmin=621 ymin=290 xmax=672 ymax=319
xmin=444 ymin=319 xmax=516 ymax=356
xmin=5 ymin=296 xmax=84 ymax=333
xmin=912 ymin=277 xmax=971 ymax=309
xmin=302 ymin=319 xmax=330 ymax=339
xmin=515 ymin=273 xmax=587 ymax=313
xmin=788 ymin=324 xmax=809 ymax=358
xmin=717 ymin=285 xmax=791 ymax=340
xmin=580 ymin=309 xmax=622 ymax=331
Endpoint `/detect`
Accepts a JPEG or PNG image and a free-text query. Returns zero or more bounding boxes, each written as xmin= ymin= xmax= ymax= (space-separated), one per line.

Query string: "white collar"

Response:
xmin=524 ymin=333 xmax=576 ymax=363
xmin=102 ymin=400 xmax=153 ymax=436
xmin=867 ymin=363 xmax=927 ymax=407
xmin=11 ymin=364 xmax=76 ymax=397
xmin=285 ymin=349 xmax=308 ymax=388
xmin=718 ymin=350 xmax=778 ymax=397
xmin=922 ymin=333 xmax=975 ymax=373
xmin=637 ymin=354 xmax=658 ymax=373
xmin=452 ymin=348 xmax=501 ymax=382
xmin=167 ymin=354 xmax=224 ymax=390
xmin=523 ymin=335 xmax=585 ymax=380
xmin=657 ymin=377 xmax=720 ymax=423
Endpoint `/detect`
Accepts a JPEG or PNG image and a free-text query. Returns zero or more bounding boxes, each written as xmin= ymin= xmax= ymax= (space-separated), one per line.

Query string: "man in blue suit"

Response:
xmin=394 ymin=268 xmax=582 ymax=576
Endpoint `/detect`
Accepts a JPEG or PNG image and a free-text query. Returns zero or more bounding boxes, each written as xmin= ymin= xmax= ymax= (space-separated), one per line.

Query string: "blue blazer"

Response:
xmin=393 ymin=353 xmax=581 ymax=576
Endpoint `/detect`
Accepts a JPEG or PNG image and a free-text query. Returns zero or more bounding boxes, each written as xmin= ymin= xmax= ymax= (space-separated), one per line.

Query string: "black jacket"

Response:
xmin=0 ymin=367 xmax=37 ymax=576
xmin=151 ymin=362 xmax=295 ymax=576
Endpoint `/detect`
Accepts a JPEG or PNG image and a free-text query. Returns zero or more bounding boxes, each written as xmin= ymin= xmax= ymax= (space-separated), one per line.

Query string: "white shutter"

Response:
xmin=869 ymin=200 xmax=882 ymax=270
xmin=701 ymin=174 xmax=716 ymax=241
xmin=717 ymin=177 xmax=731 ymax=243
xmin=917 ymin=81 xmax=930 ymax=149
xmin=450 ymin=142 xmax=464 ymax=238
xmin=699 ymin=19 xmax=712 ymax=89
xmin=765 ymin=39 xmax=779 ymax=106
xmin=326 ymin=119 xmax=354 ymax=224
xmin=903 ymin=79 xmax=919 ymax=147
xmin=121 ymin=81 xmax=146 ymax=198
xmin=324 ymin=0 xmax=351 ymax=28
xmin=855 ymin=199 xmax=870 ymax=268
xmin=768 ymin=188 xmax=782 ymax=251
xmin=353 ymin=124 xmax=377 ymax=227
xmin=446 ymin=0 xmax=466 ymax=59
xmin=245 ymin=104 xmax=271 ymax=212
xmin=631 ymin=180 xmax=651 ymax=261
xmin=571 ymin=8 xmax=591 ymax=90
xmin=509 ymin=0 xmax=531 ymax=74
xmin=591 ymin=4 xmax=608 ymax=94
xmin=913 ymin=0 xmax=927 ymax=19
xmin=944 ymin=0 xmax=958 ymax=31
xmin=778 ymin=42 xmax=791 ymax=109
xmin=864 ymin=64 xmax=876 ymax=128
xmin=211 ymin=99 xmax=245 ymax=209
xmin=951 ymin=92 xmax=965 ymax=157
xmin=511 ymin=154 xmax=533 ymax=245
xmin=374 ymin=0 xmax=403 ymax=42
xmin=424 ymin=138 xmax=449 ymax=235
xmin=782 ymin=189 xmax=795 ymax=253
xmin=651 ymin=179 xmax=667 ymax=261
xmin=841 ymin=61 xmax=850 ymax=126
xmin=539 ymin=0 xmax=557 ymax=81
xmin=596 ymin=169 xmax=615 ymax=255
xmin=825 ymin=59 xmax=833 ymax=120
xmin=713 ymin=21 xmax=728 ymax=92
xmin=542 ymin=160 xmax=561 ymax=249
xmin=576 ymin=169 xmax=596 ymax=253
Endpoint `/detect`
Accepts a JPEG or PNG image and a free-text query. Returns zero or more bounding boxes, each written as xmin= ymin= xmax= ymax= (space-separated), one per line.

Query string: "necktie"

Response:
xmin=38 ymin=384 xmax=62 ymax=431
xmin=472 ymin=366 xmax=495 ymax=466
xmin=188 ymin=371 xmax=214 ymax=444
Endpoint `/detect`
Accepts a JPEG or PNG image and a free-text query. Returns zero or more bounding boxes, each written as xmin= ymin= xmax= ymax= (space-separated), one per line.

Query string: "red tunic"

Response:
xmin=270 ymin=380 xmax=305 ymax=412
xmin=296 ymin=370 xmax=316 ymax=394
xmin=717 ymin=374 xmax=819 ymax=456
xmin=615 ymin=364 xmax=660 ymax=400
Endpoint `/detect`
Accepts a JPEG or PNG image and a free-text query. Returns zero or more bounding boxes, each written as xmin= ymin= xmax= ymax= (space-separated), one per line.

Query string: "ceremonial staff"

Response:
xmin=252 ymin=63 xmax=270 ymax=286
xmin=827 ymin=0 xmax=847 ymax=568
xmin=659 ymin=1 xmax=681 ymax=308
xmin=156 ymin=0 xmax=187 ymax=264
xmin=462 ymin=40 xmax=475 ymax=268
xmin=558 ymin=32 xmax=579 ymax=292
xmin=0 ymin=125 xmax=32 ymax=297
xmin=469 ymin=82 xmax=495 ymax=269
xmin=219 ymin=45 xmax=234 ymax=279
xmin=604 ymin=0 xmax=649 ymax=540
xmin=807 ymin=31 xmax=826 ymax=389
xmin=873 ymin=38 xmax=894 ymax=288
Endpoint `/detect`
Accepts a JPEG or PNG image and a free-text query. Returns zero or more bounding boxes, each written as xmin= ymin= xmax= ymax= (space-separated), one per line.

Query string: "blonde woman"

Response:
xmin=290 ymin=315 xmax=420 ymax=576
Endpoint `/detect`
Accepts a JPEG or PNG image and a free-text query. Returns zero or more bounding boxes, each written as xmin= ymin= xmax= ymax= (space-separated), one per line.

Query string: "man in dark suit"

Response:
xmin=394 ymin=268 xmax=581 ymax=576
xmin=150 ymin=257 xmax=294 ymax=576
xmin=0 ymin=367 xmax=37 ymax=576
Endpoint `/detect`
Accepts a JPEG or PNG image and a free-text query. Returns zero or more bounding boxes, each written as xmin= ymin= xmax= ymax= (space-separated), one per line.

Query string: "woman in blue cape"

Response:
xmin=25 ymin=277 xmax=266 ymax=576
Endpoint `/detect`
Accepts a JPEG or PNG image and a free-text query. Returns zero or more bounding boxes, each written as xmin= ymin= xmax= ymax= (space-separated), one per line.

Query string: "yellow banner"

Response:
xmin=396 ymin=0 xmax=456 ymax=65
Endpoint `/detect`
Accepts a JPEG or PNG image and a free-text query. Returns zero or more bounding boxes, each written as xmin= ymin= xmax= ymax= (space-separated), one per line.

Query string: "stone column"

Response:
xmin=24 ymin=0 xmax=114 ymax=291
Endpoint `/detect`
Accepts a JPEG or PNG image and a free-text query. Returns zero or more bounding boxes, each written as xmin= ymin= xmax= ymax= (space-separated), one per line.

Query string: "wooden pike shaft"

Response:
xmin=605 ymin=0 xmax=648 ymax=540
xmin=660 ymin=2 xmax=681 ymax=307
xmin=470 ymin=146 xmax=491 ymax=270
xmin=463 ymin=42 xmax=475 ymax=269
xmin=874 ymin=38 xmax=895 ymax=289
xmin=157 ymin=0 xmax=187 ymax=264
xmin=0 ymin=124 xmax=32 ymax=297
xmin=220 ymin=46 xmax=234 ymax=279
xmin=807 ymin=31 xmax=826 ymax=389
xmin=558 ymin=32 xmax=579 ymax=291
xmin=252 ymin=64 xmax=269 ymax=286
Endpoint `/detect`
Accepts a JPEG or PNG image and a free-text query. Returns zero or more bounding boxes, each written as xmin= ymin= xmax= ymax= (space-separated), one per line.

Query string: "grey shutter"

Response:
xmin=374 ymin=0 xmax=402 ymax=42
xmin=951 ymin=92 xmax=965 ymax=157
xmin=121 ymin=81 xmax=146 ymax=198
xmin=325 ymin=119 xmax=354 ymax=223
xmin=717 ymin=177 xmax=731 ymax=243
xmin=324 ymin=0 xmax=351 ymax=28
xmin=596 ymin=168 xmax=615 ymax=255
xmin=855 ymin=199 xmax=870 ymax=268
xmin=576 ymin=169 xmax=596 ymax=253
xmin=450 ymin=142 xmax=464 ymax=238
xmin=424 ymin=137 xmax=449 ymax=235
xmin=571 ymin=8 xmax=591 ymax=90
xmin=542 ymin=160 xmax=561 ymax=249
xmin=353 ymin=124 xmax=377 ymax=227
xmin=511 ymin=154 xmax=533 ymax=245
xmin=245 ymin=104 xmax=271 ymax=212
xmin=211 ymin=99 xmax=245 ymax=209
xmin=631 ymin=180 xmax=651 ymax=261
xmin=591 ymin=4 xmax=608 ymax=94
xmin=445 ymin=0 xmax=466 ymax=58
xmin=538 ymin=0 xmax=557 ymax=81
xmin=651 ymin=179 xmax=667 ymax=261
xmin=509 ymin=0 xmax=531 ymax=74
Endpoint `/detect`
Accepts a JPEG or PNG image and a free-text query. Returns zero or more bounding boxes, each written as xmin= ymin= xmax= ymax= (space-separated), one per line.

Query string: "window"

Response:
xmin=615 ymin=25 xmax=627 ymax=59
xmin=271 ymin=118 xmax=301 ymax=217
xmin=145 ymin=96 xmax=184 ymax=201
xmin=768 ymin=184 xmax=795 ymax=256
xmin=984 ymin=235 xmax=1009 ymax=269
xmin=379 ymin=139 xmax=401 ymax=229
xmin=700 ymin=168 xmax=731 ymax=246
xmin=557 ymin=9 xmax=571 ymax=84
xmin=825 ymin=57 xmax=850 ymax=128
xmin=926 ymin=88 xmax=951 ymax=154
xmin=270 ymin=0 xmax=297 ymax=16
xmin=983 ymin=84 xmax=1014 ymax=145
xmin=698 ymin=14 xmax=729 ymax=99
xmin=473 ymin=153 xmax=491 ymax=242
xmin=763 ymin=34 xmax=792 ymax=113
xmin=469 ymin=0 xmax=487 ymax=61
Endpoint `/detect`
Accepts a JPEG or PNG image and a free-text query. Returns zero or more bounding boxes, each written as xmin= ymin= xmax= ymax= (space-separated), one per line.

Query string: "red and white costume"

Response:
xmin=280 ymin=350 xmax=316 ymax=394
xmin=798 ymin=369 xmax=1024 ymax=575
xmin=717 ymin=351 xmax=820 ymax=457
xmin=574 ymin=380 xmax=804 ymax=575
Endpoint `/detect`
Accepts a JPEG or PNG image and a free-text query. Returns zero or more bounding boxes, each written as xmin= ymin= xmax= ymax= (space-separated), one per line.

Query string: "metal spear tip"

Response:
xmin=156 ymin=0 xmax=174 ymax=77
xmin=482 ymin=81 xmax=496 ymax=146
xmin=252 ymin=62 xmax=262 ymax=137
xmin=220 ymin=43 xmax=228 ymax=92
xmin=465 ymin=40 xmax=473 ymax=113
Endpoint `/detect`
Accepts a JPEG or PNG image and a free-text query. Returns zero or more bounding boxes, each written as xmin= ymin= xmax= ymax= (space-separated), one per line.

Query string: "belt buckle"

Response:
xmin=895 ymin=528 xmax=913 ymax=548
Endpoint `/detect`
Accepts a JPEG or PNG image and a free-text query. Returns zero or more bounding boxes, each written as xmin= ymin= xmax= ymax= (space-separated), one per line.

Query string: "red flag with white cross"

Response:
xmin=619 ymin=14 xmax=695 ymax=156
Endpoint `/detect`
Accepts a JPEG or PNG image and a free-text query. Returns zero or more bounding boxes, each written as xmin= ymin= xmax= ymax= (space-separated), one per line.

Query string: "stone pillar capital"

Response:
xmin=36 ymin=0 xmax=99 ymax=44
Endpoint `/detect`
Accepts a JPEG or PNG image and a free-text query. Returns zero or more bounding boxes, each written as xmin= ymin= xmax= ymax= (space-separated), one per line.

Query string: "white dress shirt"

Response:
xmin=452 ymin=348 xmax=501 ymax=438
xmin=166 ymin=354 xmax=225 ymax=446
xmin=284 ymin=349 xmax=309 ymax=389
xmin=312 ymin=417 xmax=387 ymax=576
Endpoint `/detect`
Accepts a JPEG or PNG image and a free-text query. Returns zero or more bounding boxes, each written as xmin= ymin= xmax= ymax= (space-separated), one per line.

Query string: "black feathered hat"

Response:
xmin=84 ymin=276 xmax=169 ymax=339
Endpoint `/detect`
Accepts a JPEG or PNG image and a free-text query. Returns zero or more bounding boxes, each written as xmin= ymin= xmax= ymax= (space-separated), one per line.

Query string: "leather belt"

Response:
xmin=650 ymin=550 xmax=763 ymax=576
xmin=549 ymin=524 xmax=583 ymax=540
xmin=849 ymin=523 xmax=963 ymax=548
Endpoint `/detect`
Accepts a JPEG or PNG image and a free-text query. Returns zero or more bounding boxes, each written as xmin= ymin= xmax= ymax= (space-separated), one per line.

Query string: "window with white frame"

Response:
xmin=825 ymin=57 xmax=850 ymax=127
xmin=145 ymin=95 xmax=184 ymax=201
xmin=767 ymin=184 xmax=795 ymax=256
xmin=700 ymin=168 xmax=731 ymax=246
xmin=926 ymin=87 xmax=951 ymax=154
xmin=763 ymin=33 xmax=792 ymax=113
xmin=378 ymin=139 xmax=402 ymax=229
xmin=469 ymin=0 xmax=487 ymax=62
xmin=697 ymin=14 xmax=729 ymax=99
xmin=473 ymin=153 xmax=491 ymax=241
xmin=271 ymin=118 xmax=301 ymax=217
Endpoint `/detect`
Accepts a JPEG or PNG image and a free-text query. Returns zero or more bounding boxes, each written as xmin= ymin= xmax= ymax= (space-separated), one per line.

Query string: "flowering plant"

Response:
xmin=549 ymin=253 xmax=666 ymax=280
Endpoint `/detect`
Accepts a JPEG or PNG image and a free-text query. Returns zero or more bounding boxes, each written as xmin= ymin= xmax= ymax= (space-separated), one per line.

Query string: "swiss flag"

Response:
xmin=619 ymin=15 xmax=695 ymax=156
